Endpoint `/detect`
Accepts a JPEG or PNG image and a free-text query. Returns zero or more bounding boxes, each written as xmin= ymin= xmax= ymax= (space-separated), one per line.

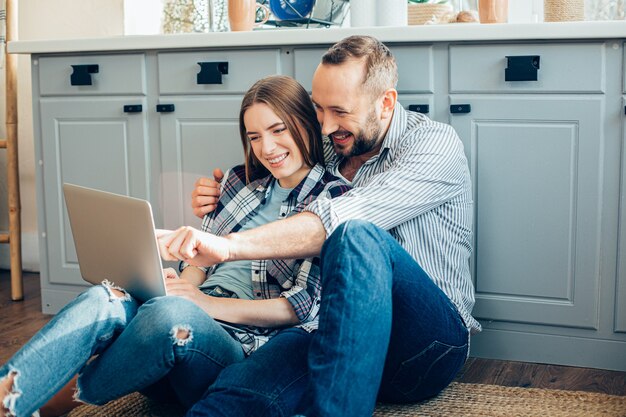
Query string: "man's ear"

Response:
xmin=380 ymin=88 xmax=398 ymax=119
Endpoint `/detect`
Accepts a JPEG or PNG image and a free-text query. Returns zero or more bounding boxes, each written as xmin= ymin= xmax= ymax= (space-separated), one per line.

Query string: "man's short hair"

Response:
xmin=321 ymin=35 xmax=398 ymax=98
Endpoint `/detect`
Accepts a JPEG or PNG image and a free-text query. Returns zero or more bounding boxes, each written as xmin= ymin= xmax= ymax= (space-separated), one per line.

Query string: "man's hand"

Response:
xmin=191 ymin=168 xmax=224 ymax=219
xmin=156 ymin=227 xmax=230 ymax=267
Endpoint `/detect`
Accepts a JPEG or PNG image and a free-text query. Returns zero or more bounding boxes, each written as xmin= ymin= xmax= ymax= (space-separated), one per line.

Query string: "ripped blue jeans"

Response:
xmin=0 ymin=284 xmax=245 ymax=417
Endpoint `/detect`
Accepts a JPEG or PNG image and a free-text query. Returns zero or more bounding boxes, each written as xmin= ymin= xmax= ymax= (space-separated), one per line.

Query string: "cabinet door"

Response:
xmin=450 ymin=96 xmax=605 ymax=329
xmin=617 ymin=96 xmax=626 ymax=334
xmin=40 ymin=97 xmax=150 ymax=287
xmin=159 ymin=96 xmax=245 ymax=230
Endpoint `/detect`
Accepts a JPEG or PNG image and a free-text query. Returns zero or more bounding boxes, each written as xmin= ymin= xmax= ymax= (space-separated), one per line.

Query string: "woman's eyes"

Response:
xmin=248 ymin=126 xmax=286 ymax=141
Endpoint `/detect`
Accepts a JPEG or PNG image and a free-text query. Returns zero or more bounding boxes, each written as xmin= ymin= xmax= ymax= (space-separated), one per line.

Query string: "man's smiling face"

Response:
xmin=311 ymin=59 xmax=385 ymax=158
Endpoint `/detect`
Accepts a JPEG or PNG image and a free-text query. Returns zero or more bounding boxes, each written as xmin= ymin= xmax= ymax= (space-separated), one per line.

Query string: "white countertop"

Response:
xmin=9 ymin=21 xmax=626 ymax=54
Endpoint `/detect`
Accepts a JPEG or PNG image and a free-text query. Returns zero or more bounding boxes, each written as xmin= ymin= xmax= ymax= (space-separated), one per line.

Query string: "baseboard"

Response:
xmin=0 ymin=231 xmax=40 ymax=272
xmin=470 ymin=327 xmax=626 ymax=372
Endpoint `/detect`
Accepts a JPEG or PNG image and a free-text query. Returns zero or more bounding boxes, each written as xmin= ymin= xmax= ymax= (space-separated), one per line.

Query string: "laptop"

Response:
xmin=63 ymin=183 xmax=167 ymax=302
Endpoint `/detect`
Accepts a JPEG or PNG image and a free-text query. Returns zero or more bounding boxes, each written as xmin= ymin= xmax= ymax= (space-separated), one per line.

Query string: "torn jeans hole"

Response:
xmin=1 ymin=370 xmax=20 ymax=417
xmin=101 ymin=279 xmax=131 ymax=302
xmin=171 ymin=325 xmax=193 ymax=346
xmin=72 ymin=377 xmax=87 ymax=407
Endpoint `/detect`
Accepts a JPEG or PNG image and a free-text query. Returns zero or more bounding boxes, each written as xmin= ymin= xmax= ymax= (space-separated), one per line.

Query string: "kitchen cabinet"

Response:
xmin=615 ymin=37 xmax=626 ymax=333
xmin=617 ymin=88 xmax=626 ymax=334
xmin=34 ymin=54 xmax=151 ymax=312
xmin=20 ymin=27 xmax=626 ymax=371
xmin=158 ymin=96 xmax=242 ymax=229
xmin=32 ymin=48 xmax=286 ymax=311
xmin=616 ymin=47 xmax=626 ymax=335
xmin=448 ymin=43 xmax=607 ymax=329
xmin=448 ymin=41 xmax=624 ymax=371
xmin=451 ymin=96 xmax=604 ymax=329
xmin=157 ymin=49 xmax=283 ymax=229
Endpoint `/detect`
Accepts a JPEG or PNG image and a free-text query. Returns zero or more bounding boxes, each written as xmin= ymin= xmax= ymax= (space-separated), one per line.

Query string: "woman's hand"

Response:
xmin=162 ymin=267 xmax=179 ymax=280
xmin=156 ymin=226 xmax=231 ymax=267
xmin=165 ymin=277 xmax=208 ymax=309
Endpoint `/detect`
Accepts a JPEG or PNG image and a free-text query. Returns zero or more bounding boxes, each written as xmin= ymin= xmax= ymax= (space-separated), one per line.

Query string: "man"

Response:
xmin=160 ymin=35 xmax=480 ymax=417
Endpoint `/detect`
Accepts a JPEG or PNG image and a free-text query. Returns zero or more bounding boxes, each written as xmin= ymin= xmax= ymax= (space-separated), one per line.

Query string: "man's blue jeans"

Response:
xmin=188 ymin=220 xmax=469 ymax=417
xmin=0 ymin=285 xmax=244 ymax=417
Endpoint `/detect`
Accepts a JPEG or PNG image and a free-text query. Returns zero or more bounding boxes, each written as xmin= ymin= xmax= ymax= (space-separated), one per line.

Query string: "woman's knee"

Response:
xmin=134 ymin=296 xmax=204 ymax=342
xmin=70 ymin=284 xmax=131 ymax=318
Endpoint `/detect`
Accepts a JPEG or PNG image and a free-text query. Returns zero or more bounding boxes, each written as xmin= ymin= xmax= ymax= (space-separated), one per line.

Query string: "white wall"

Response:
xmin=125 ymin=0 xmax=163 ymax=35
xmin=0 ymin=0 xmax=124 ymax=271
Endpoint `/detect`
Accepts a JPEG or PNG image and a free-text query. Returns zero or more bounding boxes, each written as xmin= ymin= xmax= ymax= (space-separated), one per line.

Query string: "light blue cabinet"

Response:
xmin=451 ymin=96 xmax=604 ymax=329
xmin=448 ymin=41 xmax=625 ymax=371
xmin=34 ymin=54 xmax=151 ymax=312
xmin=618 ymin=94 xmax=626 ymax=334
xmin=158 ymin=96 xmax=243 ymax=230
xmin=28 ymin=38 xmax=626 ymax=371
xmin=156 ymin=49 xmax=283 ymax=230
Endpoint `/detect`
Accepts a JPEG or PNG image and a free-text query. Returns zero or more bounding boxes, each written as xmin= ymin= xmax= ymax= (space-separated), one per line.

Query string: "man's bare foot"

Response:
xmin=40 ymin=375 xmax=82 ymax=417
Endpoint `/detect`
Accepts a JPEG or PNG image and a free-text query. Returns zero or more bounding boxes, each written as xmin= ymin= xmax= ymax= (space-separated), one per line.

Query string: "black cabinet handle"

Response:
xmin=450 ymin=104 xmax=471 ymax=114
xmin=70 ymin=64 xmax=99 ymax=86
xmin=505 ymin=55 xmax=540 ymax=82
xmin=197 ymin=62 xmax=229 ymax=85
xmin=408 ymin=104 xmax=429 ymax=114
xmin=156 ymin=104 xmax=175 ymax=113
xmin=123 ymin=104 xmax=142 ymax=113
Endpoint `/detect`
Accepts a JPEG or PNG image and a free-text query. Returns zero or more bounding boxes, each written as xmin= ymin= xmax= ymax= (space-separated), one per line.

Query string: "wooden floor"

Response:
xmin=1 ymin=270 xmax=625 ymax=396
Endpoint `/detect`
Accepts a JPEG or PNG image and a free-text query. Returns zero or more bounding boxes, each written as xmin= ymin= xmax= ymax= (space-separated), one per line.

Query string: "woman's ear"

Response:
xmin=380 ymin=88 xmax=398 ymax=119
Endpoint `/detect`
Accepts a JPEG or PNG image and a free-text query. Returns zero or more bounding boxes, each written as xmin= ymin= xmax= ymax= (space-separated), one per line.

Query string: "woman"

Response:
xmin=0 ymin=75 xmax=349 ymax=417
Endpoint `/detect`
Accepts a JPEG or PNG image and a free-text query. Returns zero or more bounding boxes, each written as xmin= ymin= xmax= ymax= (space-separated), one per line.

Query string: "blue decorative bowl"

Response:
xmin=269 ymin=0 xmax=316 ymax=20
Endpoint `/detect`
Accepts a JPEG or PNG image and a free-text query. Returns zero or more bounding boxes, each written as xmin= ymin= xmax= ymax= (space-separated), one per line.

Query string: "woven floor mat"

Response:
xmin=68 ymin=382 xmax=626 ymax=417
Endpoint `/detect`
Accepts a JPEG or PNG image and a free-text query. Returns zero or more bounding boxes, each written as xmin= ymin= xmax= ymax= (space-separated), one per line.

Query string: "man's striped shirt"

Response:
xmin=306 ymin=104 xmax=481 ymax=333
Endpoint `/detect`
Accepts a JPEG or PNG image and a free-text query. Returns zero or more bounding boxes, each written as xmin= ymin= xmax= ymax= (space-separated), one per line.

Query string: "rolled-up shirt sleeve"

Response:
xmin=280 ymin=259 xmax=321 ymax=323
xmin=306 ymin=123 xmax=468 ymax=238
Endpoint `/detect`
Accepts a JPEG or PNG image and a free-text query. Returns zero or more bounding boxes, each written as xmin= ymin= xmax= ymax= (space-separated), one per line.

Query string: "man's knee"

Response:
xmin=327 ymin=220 xmax=387 ymax=247
xmin=324 ymin=220 xmax=393 ymax=264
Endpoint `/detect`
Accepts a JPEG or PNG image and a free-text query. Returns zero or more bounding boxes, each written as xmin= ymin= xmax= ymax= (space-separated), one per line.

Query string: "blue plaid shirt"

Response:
xmin=182 ymin=163 xmax=350 ymax=354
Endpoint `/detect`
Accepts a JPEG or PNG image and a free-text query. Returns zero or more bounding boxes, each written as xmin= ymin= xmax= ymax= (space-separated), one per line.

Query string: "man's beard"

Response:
xmin=334 ymin=111 xmax=383 ymax=157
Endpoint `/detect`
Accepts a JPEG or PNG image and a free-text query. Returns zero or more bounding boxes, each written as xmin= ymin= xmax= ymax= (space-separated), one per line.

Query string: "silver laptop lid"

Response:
xmin=63 ymin=183 xmax=166 ymax=302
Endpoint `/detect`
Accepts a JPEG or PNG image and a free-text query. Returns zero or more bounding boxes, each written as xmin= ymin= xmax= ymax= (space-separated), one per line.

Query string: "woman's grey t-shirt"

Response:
xmin=199 ymin=181 xmax=294 ymax=300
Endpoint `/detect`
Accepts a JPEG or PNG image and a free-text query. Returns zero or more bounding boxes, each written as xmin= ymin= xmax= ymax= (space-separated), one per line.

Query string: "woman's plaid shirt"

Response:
xmin=183 ymin=163 xmax=350 ymax=355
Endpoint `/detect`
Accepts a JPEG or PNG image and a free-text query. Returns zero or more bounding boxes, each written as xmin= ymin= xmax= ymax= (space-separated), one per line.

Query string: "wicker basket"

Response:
xmin=408 ymin=3 xmax=454 ymax=25
xmin=544 ymin=0 xmax=584 ymax=22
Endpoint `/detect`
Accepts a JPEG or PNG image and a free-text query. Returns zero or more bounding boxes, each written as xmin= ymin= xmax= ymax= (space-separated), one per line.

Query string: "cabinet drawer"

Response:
xmin=38 ymin=54 xmax=146 ymax=96
xmin=158 ymin=49 xmax=282 ymax=95
xmin=294 ymin=45 xmax=434 ymax=94
xmin=450 ymin=43 xmax=605 ymax=93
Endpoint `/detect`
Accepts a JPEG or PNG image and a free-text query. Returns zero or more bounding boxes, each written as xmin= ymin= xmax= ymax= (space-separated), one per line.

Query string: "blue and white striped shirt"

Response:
xmin=306 ymin=104 xmax=481 ymax=333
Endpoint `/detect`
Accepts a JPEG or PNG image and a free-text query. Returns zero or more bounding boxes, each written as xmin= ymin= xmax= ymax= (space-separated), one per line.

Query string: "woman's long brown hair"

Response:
xmin=239 ymin=75 xmax=324 ymax=183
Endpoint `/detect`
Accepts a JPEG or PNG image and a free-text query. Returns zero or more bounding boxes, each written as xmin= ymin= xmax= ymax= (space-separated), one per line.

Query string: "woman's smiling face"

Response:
xmin=244 ymin=102 xmax=310 ymax=189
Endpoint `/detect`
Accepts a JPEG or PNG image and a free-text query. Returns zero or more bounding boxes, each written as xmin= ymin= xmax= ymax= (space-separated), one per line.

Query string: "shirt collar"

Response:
xmin=247 ymin=163 xmax=327 ymax=204
xmin=381 ymin=102 xmax=408 ymax=152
